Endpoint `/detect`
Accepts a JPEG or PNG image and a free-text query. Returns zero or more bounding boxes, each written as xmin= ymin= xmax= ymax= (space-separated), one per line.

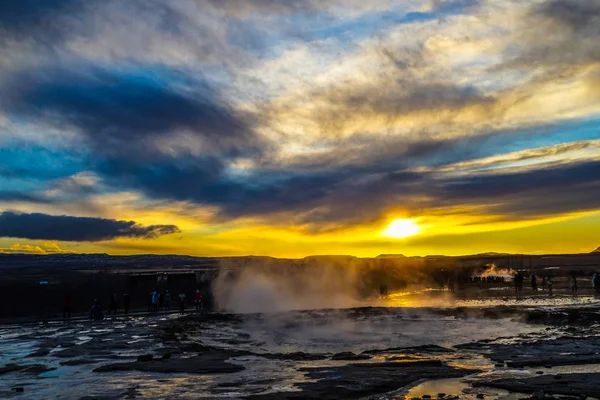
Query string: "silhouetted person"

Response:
xmin=164 ymin=290 xmax=171 ymax=310
xmin=531 ymin=273 xmax=538 ymax=292
xmin=152 ymin=290 xmax=159 ymax=312
xmin=90 ymin=300 xmax=104 ymax=321
xmin=179 ymin=291 xmax=187 ymax=313
xmin=514 ymin=272 xmax=524 ymax=296
xmin=547 ymin=277 xmax=553 ymax=297
xmin=195 ymin=289 xmax=203 ymax=311
xmin=571 ymin=275 xmax=578 ymax=296
xmin=63 ymin=295 xmax=72 ymax=321
xmin=123 ymin=293 xmax=131 ymax=315
xmin=107 ymin=293 xmax=118 ymax=314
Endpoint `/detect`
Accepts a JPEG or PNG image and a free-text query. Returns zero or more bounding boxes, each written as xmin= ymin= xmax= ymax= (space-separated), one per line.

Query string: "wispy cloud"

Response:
xmin=0 ymin=0 xmax=599 ymax=254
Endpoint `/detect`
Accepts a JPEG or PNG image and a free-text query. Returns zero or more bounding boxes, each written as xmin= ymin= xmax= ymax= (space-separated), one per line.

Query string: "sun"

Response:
xmin=382 ymin=219 xmax=421 ymax=239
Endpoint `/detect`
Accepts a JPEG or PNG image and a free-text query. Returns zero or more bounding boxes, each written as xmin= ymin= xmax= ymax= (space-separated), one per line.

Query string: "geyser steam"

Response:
xmin=212 ymin=259 xmax=362 ymax=313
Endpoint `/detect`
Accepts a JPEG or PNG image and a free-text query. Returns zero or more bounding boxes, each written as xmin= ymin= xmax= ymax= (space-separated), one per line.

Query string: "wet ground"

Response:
xmin=2 ymin=294 xmax=600 ymax=399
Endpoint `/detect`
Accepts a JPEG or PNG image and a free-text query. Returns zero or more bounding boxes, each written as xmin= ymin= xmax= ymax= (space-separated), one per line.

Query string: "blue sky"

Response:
xmin=0 ymin=0 xmax=599 ymax=256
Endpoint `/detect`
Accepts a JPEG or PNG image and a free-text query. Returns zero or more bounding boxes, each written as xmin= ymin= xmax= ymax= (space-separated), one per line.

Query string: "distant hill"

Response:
xmin=592 ymin=247 xmax=600 ymax=253
xmin=376 ymin=254 xmax=406 ymax=258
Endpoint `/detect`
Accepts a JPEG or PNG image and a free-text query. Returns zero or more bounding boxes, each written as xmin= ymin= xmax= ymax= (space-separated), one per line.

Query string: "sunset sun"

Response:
xmin=382 ymin=219 xmax=421 ymax=239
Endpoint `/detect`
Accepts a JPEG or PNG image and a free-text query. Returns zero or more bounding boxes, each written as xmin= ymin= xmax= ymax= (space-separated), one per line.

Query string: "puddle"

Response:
xmin=404 ymin=378 xmax=470 ymax=397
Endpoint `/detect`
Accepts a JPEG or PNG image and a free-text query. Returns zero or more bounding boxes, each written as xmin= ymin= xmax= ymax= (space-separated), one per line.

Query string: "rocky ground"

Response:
xmin=2 ymin=297 xmax=600 ymax=399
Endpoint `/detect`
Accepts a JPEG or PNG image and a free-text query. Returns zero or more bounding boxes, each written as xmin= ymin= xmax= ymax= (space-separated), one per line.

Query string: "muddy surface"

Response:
xmin=2 ymin=296 xmax=600 ymax=399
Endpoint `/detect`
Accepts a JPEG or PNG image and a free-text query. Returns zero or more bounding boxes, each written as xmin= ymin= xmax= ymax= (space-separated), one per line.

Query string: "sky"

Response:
xmin=0 ymin=0 xmax=599 ymax=257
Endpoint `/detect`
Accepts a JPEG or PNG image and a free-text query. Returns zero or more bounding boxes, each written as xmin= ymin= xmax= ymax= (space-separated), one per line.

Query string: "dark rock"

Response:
xmin=26 ymin=349 xmax=50 ymax=358
xmin=52 ymin=345 xmax=111 ymax=358
xmin=261 ymin=352 xmax=328 ymax=361
xmin=0 ymin=364 xmax=54 ymax=375
xmin=179 ymin=342 xmax=217 ymax=353
xmin=477 ymin=394 xmax=485 ymax=399
xmin=60 ymin=359 xmax=100 ymax=366
xmin=161 ymin=353 xmax=172 ymax=360
xmin=137 ymin=354 xmax=154 ymax=362
xmin=22 ymin=365 xmax=54 ymax=374
xmin=0 ymin=364 xmax=25 ymax=375
xmin=244 ymin=360 xmax=478 ymax=400
xmin=362 ymin=345 xmax=455 ymax=356
xmin=95 ymin=350 xmax=245 ymax=374
xmin=331 ymin=352 xmax=372 ymax=361
xmin=12 ymin=387 xmax=24 ymax=393
xmin=438 ymin=394 xmax=446 ymax=399
xmin=474 ymin=373 xmax=600 ymax=397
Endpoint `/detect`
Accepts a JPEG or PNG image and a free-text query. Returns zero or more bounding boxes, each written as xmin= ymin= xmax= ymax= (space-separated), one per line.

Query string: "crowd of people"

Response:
xmin=57 ymin=289 xmax=207 ymax=322
xmin=471 ymin=276 xmax=507 ymax=284
xmin=512 ymin=271 xmax=600 ymax=297
xmin=145 ymin=289 xmax=205 ymax=315
xmin=467 ymin=270 xmax=600 ymax=299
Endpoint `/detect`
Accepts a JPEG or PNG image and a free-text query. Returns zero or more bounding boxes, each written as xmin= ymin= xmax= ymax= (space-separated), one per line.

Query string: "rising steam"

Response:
xmin=211 ymin=259 xmax=362 ymax=313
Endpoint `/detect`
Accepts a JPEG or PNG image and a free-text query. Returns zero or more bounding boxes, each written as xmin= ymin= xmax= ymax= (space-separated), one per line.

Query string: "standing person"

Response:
xmin=90 ymin=299 xmax=104 ymax=321
xmin=531 ymin=273 xmax=538 ymax=292
xmin=547 ymin=276 xmax=553 ymax=297
xmin=541 ymin=276 xmax=547 ymax=291
xmin=123 ymin=293 xmax=131 ymax=315
xmin=195 ymin=289 xmax=203 ymax=311
xmin=593 ymin=273 xmax=599 ymax=296
xmin=164 ymin=290 xmax=171 ymax=310
xmin=152 ymin=290 xmax=159 ymax=312
xmin=107 ymin=292 xmax=118 ymax=314
xmin=514 ymin=272 xmax=524 ymax=297
xmin=571 ymin=275 xmax=578 ymax=296
xmin=63 ymin=295 xmax=72 ymax=322
xmin=179 ymin=291 xmax=187 ymax=313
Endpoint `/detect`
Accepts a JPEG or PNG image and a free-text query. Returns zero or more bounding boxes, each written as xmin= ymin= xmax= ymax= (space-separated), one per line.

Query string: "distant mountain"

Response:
xmin=376 ymin=254 xmax=406 ymax=258
xmin=592 ymin=247 xmax=600 ymax=253
xmin=470 ymin=252 xmax=512 ymax=257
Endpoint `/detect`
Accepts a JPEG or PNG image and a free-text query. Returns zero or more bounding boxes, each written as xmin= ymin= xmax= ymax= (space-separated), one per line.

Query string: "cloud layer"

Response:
xmin=0 ymin=212 xmax=180 ymax=241
xmin=0 ymin=0 xmax=599 ymax=254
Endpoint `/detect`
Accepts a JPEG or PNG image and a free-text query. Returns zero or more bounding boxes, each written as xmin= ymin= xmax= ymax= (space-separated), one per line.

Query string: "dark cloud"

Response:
xmin=0 ymin=212 xmax=180 ymax=241
xmin=498 ymin=0 xmax=600 ymax=73
xmin=0 ymin=0 xmax=79 ymax=30
xmin=99 ymin=150 xmax=428 ymax=228
xmin=438 ymin=160 xmax=600 ymax=217
xmin=3 ymin=67 xmax=261 ymax=158
xmin=307 ymin=81 xmax=494 ymax=135
xmin=0 ymin=192 xmax=54 ymax=204
xmin=537 ymin=0 xmax=600 ymax=30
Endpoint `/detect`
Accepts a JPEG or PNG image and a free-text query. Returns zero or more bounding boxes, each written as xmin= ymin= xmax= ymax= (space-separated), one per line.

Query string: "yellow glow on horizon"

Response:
xmin=382 ymin=219 xmax=421 ymax=239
